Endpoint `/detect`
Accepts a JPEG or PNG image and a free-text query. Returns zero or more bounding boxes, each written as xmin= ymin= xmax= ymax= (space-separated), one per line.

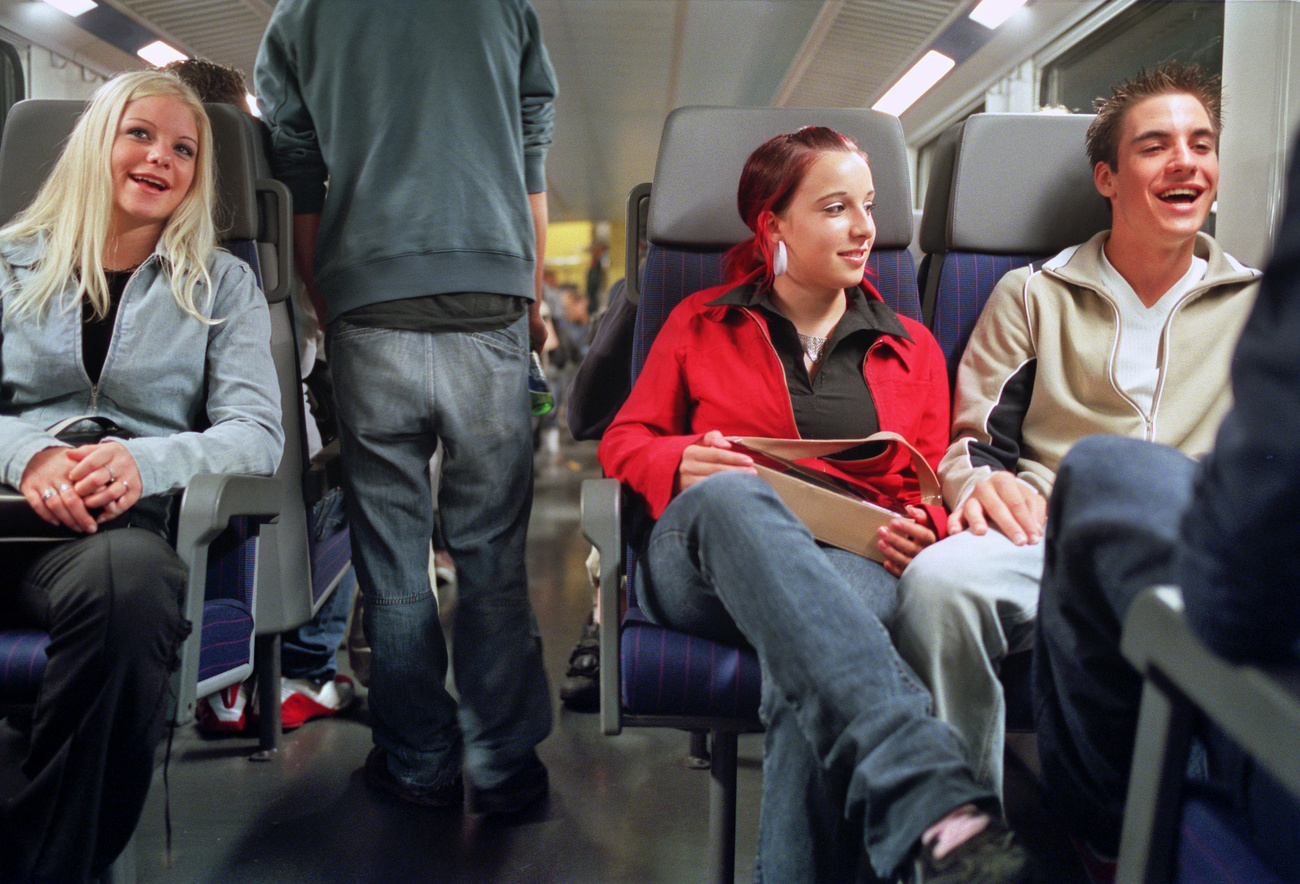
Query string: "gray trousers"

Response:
xmin=892 ymin=529 xmax=1044 ymax=797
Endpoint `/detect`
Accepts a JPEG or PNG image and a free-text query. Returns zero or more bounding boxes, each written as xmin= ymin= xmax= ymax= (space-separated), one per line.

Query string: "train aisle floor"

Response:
xmin=2 ymin=433 xmax=1090 ymax=883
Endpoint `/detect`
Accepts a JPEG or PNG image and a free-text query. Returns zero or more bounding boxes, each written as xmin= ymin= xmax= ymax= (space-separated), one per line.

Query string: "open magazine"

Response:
xmin=726 ymin=433 xmax=941 ymax=564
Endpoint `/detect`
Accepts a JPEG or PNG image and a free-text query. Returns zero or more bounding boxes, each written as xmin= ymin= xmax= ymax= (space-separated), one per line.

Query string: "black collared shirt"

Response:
xmin=706 ymin=284 xmax=911 ymax=446
xmin=82 ymin=269 xmax=131 ymax=386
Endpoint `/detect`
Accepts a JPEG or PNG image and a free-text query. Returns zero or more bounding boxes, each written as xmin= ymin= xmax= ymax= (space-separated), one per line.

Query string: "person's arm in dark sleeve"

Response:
xmin=1176 ymin=136 xmax=1300 ymax=662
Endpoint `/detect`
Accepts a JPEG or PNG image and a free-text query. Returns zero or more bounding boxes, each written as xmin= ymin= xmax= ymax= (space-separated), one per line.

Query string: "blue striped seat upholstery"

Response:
xmin=917 ymin=112 xmax=1110 ymax=388
xmin=1175 ymin=795 xmax=1293 ymax=884
xmin=195 ymin=514 xmax=258 ymax=686
xmin=0 ymin=630 xmax=50 ymax=706
xmin=929 ymin=251 xmax=1040 ymax=384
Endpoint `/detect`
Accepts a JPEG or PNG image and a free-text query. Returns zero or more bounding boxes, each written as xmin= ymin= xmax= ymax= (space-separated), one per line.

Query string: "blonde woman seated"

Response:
xmin=0 ymin=71 xmax=281 ymax=883
xmin=599 ymin=127 xmax=1031 ymax=883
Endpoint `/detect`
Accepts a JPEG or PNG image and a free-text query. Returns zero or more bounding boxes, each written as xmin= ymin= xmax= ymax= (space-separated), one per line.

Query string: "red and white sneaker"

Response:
xmin=279 ymin=675 xmax=356 ymax=730
xmin=196 ymin=681 xmax=250 ymax=734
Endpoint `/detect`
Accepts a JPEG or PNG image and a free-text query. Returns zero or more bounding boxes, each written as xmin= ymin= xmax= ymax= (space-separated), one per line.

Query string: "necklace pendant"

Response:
xmin=797 ymin=332 xmax=827 ymax=363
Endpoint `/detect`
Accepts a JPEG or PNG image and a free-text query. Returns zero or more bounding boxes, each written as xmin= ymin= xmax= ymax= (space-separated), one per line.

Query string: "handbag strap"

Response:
xmin=46 ymin=414 xmax=128 ymax=440
xmin=728 ymin=432 xmax=942 ymax=506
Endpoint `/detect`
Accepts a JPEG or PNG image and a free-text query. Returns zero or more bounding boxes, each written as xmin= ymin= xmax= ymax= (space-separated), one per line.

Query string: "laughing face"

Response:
xmin=109 ymin=94 xmax=199 ymax=239
xmin=1094 ymin=92 xmax=1219 ymax=252
xmin=769 ymin=149 xmax=876 ymax=301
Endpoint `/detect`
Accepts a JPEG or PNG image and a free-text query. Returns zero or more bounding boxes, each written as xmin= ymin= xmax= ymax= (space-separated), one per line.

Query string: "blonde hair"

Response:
xmin=1 ymin=70 xmax=218 ymax=321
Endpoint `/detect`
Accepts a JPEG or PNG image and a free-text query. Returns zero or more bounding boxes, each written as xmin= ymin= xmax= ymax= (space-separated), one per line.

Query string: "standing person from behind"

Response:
xmin=256 ymin=0 xmax=557 ymax=813
xmin=0 ymin=70 xmax=282 ymax=882
xmin=891 ymin=62 xmax=1261 ymax=797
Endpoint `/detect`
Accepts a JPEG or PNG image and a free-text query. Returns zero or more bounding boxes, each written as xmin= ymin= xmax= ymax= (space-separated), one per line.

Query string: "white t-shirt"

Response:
xmin=1098 ymin=250 xmax=1208 ymax=420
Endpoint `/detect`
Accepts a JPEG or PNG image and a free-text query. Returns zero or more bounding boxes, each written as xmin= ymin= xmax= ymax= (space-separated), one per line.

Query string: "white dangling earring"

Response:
xmin=773 ymin=241 xmax=788 ymax=277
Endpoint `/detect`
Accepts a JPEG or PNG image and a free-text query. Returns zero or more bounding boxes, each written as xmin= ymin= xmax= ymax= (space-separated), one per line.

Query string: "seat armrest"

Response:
xmin=1117 ymin=586 xmax=1300 ymax=883
xmin=254 ymin=178 xmax=295 ymax=303
xmin=175 ymin=473 xmax=282 ymax=567
xmin=172 ymin=473 xmax=282 ymax=723
xmin=1121 ymin=586 xmax=1300 ymax=795
xmin=581 ymin=477 xmax=623 ymax=735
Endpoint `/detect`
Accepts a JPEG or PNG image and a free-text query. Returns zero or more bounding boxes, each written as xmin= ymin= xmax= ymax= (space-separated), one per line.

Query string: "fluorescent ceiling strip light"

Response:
xmin=40 ymin=0 xmax=98 ymax=16
xmin=245 ymin=93 xmax=262 ymax=118
xmin=968 ymin=0 xmax=1028 ymax=30
xmin=137 ymin=40 xmax=187 ymax=66
xmin=872 ymin=51 xmax=955 ymax=117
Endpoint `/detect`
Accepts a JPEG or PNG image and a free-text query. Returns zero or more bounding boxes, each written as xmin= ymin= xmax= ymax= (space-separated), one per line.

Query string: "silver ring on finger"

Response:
xmin=107 ymin=465 xmax=116 ymax=483
xmin=119 ymin=480 xmax=129 ymax=495
xmin=59 ymin=482 xmax=71 ymax=493
xmin=41 ymin=488 xmax=56 ymax=500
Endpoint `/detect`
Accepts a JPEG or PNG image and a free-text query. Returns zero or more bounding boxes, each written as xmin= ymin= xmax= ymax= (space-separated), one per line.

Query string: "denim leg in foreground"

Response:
xmin=1032 ymin=436 xmax=1195 ymax=856
xmin=436 ymin=319 xmax=550 ymax=788
xmin=639 ymin=472 xmax=991 ymax=879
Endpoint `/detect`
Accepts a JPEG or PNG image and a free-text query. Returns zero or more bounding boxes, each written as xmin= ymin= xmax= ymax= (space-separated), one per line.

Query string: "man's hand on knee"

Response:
xmin=948 ymin=472 xmax=1047 ymax=545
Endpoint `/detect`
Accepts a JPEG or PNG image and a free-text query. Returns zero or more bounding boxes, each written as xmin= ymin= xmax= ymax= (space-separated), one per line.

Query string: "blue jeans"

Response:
xmin=638 ymin=473 xmax=992 ymax=880
xmin=282 ymin=488 xmax=356 ymax=681
xmin=281 ymin=568 xmax=356 ymax=681
xmin=327 ymin=316 xmax=551 ymax=791
xmin=1032 ymin=436 xmax=1196 ymax=854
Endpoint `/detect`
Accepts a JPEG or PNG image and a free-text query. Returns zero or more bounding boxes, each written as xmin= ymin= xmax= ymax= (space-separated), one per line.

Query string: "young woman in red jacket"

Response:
xmin=599 ymin=127 xmax=1032 ymax=883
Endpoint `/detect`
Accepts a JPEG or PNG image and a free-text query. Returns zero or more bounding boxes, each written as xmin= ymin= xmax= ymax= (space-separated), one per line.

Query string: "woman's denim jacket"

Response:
xmin=0 ymin=234 xmax=283 ymax=496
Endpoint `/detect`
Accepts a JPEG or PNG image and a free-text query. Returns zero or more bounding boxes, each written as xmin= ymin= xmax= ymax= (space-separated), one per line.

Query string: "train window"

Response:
xmin=0 ymin=40 xmax=23 ymax=123
xmin=1040 ymin=0 xmax=1224 ymax=113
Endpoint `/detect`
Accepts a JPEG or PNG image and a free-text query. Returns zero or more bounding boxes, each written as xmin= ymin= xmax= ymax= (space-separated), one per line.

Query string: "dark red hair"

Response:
xmin=722 ymin=126 xmax=866 ymax=287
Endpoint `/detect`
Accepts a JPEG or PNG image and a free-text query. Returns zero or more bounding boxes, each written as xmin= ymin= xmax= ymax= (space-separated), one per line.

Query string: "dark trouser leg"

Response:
xmin=1032 ymin=436 xmax=1196 ymax=855
xmin=5 ymin=529 xmax=188 ymax=882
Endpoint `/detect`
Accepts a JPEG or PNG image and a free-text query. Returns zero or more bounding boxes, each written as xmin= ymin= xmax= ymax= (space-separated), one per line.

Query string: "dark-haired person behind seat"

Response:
xmin=892 ymin=62 xmax=1261 ymax=798
xmin=600 ymin=125 xmax=1032 ymax=884
xmin=1033 ymin=130 xmax=1300 ymax=883
xmin=0 ymin=70 xmax=281 ymax=883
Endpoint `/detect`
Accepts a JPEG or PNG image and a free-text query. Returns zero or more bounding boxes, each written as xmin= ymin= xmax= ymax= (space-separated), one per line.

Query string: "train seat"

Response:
xmin=583 ymin=104 xmax=921 ymax=884
xmin=915 ymin=111 xmax=1110 ymax=733
xmin=917 ymin=111 xmax=1110 ymax=383
xmin=0 ymin=98 xmax=344 ymax=760
xmin=200 ymin=102 xmax=354 ymax=751
xmin=1118 ymin=586 xmax=1300 ymax=884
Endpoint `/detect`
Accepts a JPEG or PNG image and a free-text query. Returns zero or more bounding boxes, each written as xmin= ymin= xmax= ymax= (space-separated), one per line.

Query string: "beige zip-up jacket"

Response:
xmin=941 ymin=230 xmax=1260 ymax=509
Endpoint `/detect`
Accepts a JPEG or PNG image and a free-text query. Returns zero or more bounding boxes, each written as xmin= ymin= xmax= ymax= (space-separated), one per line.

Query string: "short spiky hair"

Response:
xmin=1085 ymin=61 xmax=1222 ymax=171
xmin=162 ymin=58 xmax=248 ymax=108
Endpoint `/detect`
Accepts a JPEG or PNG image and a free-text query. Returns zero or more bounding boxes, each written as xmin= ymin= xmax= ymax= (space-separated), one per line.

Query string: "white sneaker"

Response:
xmin=279 ymin=674 xmax=356 ymax=730
xmin=196 ymin=681 xmax=250 ymax=734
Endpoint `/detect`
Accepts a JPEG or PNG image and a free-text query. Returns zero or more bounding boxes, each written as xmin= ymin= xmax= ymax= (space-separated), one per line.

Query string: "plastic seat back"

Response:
xmin=917 ymin=112 xmax=1110 ymax=385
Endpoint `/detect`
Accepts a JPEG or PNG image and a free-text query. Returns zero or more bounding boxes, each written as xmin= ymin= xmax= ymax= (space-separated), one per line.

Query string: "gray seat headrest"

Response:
xmin=918 ymin=113 xmax=1111 ymax=255
xmin=647 ymin=106 xmax=913 ymax=251
xmin=0 ymin=98 xmax=259 ymax=241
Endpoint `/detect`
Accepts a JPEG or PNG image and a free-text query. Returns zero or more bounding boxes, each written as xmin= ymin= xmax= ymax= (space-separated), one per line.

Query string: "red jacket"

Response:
xmin=599 ymin=282 xmax=952 ymax=537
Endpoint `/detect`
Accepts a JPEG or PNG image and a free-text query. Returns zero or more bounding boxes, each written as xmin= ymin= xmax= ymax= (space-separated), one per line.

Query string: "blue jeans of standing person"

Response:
xmin=327 ymin=315 xmax=551 ymax=793
xmin=637 ymin=472 xmax=994 ymax=881
xmin=282 ymin=487 xmax=356 ymax=681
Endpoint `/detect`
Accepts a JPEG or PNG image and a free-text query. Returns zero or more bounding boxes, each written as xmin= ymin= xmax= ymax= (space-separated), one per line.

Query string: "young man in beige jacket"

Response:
xmin=892 ymin=62 xmax=1260 ymax=797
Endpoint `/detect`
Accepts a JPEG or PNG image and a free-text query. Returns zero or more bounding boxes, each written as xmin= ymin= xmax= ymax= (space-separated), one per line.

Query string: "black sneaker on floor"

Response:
xmin=906 ymin=817 xmax=1034 ymax=884
xmin=559 ymin=622 xmax=600 ymax=711
xmin=468 ymin=753 xmax=549 ymax=817
xmin=363 ymin=747 xmax=463 ymax=810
